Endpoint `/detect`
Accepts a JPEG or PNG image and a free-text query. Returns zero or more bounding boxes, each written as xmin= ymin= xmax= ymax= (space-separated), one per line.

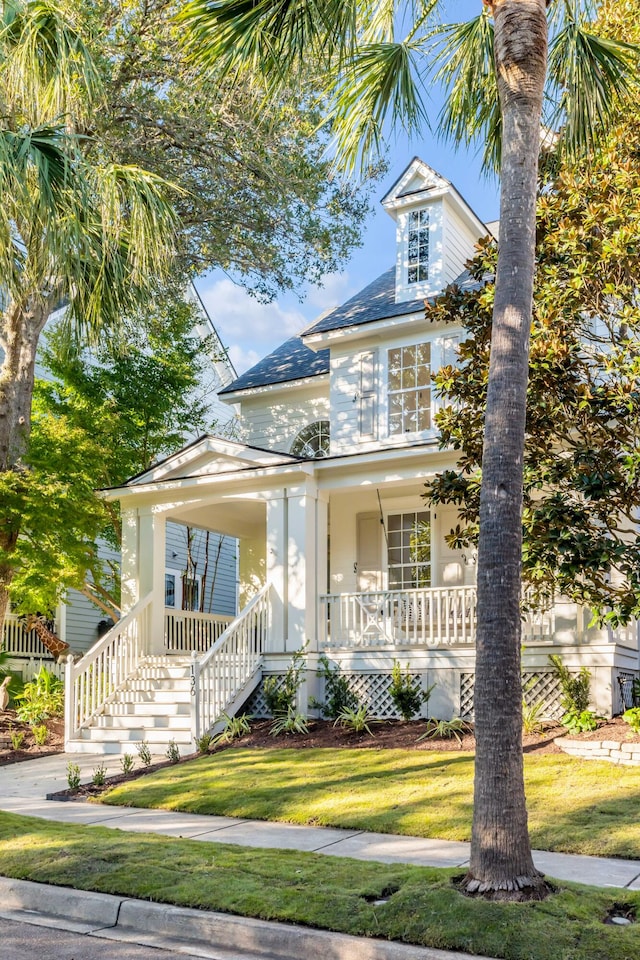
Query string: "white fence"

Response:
xmin=165 ymin=609 xmax=233 ymax=653
xmin=65 ymin=593 xmax=152 ymax=740
xmin=191 ymin=585 xmax=271 ymax=740
xmin=2 ymin=614 xmax=55 ymax=659
xmin=320 ymin=586 xmax=477 ymax=648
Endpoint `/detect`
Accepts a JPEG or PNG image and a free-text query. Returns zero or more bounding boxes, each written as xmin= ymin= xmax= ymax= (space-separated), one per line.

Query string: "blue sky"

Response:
xmin=195 ymin=1 xmax=501 ymax=375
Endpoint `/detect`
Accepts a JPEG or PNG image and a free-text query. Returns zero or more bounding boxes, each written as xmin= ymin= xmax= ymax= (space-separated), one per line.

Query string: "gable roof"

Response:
xmin=219 ymin=336 xmax=330 ymax=395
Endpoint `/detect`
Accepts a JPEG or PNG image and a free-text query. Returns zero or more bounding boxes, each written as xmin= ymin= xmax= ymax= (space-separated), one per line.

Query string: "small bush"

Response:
xmin=166 ymin=740 xmax=181 ymax=763
xmin=67 ymin=762 xmax=81 ymax=790
xmin=623 ymin=707 xmax=640 ymax=735
xmin=334 ymin=704 xmax=377 ymax=736
xmin=196 ymin=733 xmax=214 ymax=754
xmin=522 ymin=698 xmax=549 ymax=736
xmin=418 ymin=717 xmax=469 ymax=744
xmin=120 ymin=753 xmax=135 ymax=775
xmin=389 ymin=661 xmax=435 ymax=721
xmin=15 ymin=666 xmax=64 ymax=724
xmin=213 ymin=712 xmax=252 ymax=745
xmin=31 ymin=723 xmax=48 ymax=745
xmin=312 ymin=654 xmax=359 ymax=719
xmin=561 ymin=709 xmax=600 ymax=734
xmin=9 ymin=728 xmax=24 ymax=750
xmin=263 ymin=643 xmax=307 ymax=717
xmin=92 ymin=763 xmax=107 ymax=787
xmin=136 ymin=740 xmax=152 ymax=767
xmin=549 ymin=655 xmax=591 ymax=714
xmin=270 ymin=708 xmax=308 ymax=737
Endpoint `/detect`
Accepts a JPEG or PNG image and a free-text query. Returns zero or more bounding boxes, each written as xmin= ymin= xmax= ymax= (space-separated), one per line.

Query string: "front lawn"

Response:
xmin=0 ymin=811 xmax=638 ymax=960
xmin=100 ymin=748 xmax=640 ymax=859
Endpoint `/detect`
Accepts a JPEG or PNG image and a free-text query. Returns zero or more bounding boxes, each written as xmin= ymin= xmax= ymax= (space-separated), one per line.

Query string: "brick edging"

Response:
xmin=555 ymin=736 xmax=640 ymax=765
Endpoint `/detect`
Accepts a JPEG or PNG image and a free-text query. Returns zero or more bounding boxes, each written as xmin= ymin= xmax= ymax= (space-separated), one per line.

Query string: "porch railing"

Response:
xmin=2 ymin=614 xmax=55 ymax=659
xmin=320 ymin=586 xmax=477 ymax=648
xmin=65 ymin=593 xmax=152 ymax=741
xmin=165 ymin=609 xmax=233 ymax=654
xmin=192 ymin=584 xmax=271 ymax=741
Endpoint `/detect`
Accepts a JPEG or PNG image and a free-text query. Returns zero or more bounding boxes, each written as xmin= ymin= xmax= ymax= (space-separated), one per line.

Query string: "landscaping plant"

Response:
xmin=312 ymin=654 xmax=359 ymax=719
xmin=31 ymin=724 xmax=47 ymax=746
xmin=334 ymin=704 xmax=377 ymax=736
xmin=561 ymin=710 xmax=600 ymax=735
xmin=92 ymin=763 xmax=107 ymax=787
xmin=522 ymin=698 xmax=549 ymax=737
xmin=389 ymin=661 xmax=435 ymax=721
xmin=15 ymin=666 xmax=63 ymax=724
xmin=166 ymin=741 xmax=181 ymax=763
xmin=549 ymin=656 xmax=599 ymax=733
xmin=270 ymin=708 xmax=309 ymax=737
xmin=120 ymin=754 xmax=135 ymax=775
xmin=263 ymin=644 xmax=307 ymax=718
xmin=213 ymin=712 xmax=252 ymax=745
xmin=196 ymin=733 xmax=214 ymax=754
xmin=9 ymin=728 xmax=24 ymax=750
xmin=66 ymin=762 xmax=81 ymax=790
xmin=419 ymin=718 xmax=469 ymax=745
xmin=622 ymin=708 xmax=640 ymax=735
xmin=136 ymin=741 xmax=153 ymax=767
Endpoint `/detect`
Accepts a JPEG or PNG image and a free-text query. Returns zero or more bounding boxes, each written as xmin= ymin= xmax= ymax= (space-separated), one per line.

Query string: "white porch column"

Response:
xmin=266 ymin=495 xmax=287 ymax=653
xmin=138 ymin=507 xmax=167 ymax=655
xmin=286 ymin=484 xmax=327 ymax=654
xmin=120 ymin=508 xmax=139 ymax=615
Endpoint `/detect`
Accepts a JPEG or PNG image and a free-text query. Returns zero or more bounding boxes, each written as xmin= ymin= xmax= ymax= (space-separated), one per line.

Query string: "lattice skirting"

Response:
xmin=460 ymin=672 xmax=565 ymax=721
xmin=242 ymin=675 xmax=288 ymax=719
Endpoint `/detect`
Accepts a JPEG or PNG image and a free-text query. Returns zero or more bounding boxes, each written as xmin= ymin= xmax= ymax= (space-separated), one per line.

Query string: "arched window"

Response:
xmin=291 ymin=421 xmax=330 ymax=459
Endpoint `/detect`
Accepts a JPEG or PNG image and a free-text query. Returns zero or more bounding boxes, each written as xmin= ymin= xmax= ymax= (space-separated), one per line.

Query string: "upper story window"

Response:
xmin=291 ymin=420 xmax=330 ymax=458
xmin=388 ymin=342 xmax=431 ymax=435
xmin=407 ymin=209 xmax=429 ymax=284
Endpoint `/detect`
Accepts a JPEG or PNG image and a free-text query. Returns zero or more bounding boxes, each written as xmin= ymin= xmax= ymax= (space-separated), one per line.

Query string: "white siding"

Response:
xmin=442 ymin=199 xmax=482 ymax=285
xmin=165 ymin=522 xmax=238 ymax=617
xmin=239 ymin=383 xmax=330 ymax=454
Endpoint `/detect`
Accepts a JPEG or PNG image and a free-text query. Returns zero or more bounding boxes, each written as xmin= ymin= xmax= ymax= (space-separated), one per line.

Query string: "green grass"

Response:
xmin=100 ymin=748 xmax=640 ymax=859
xmin=0 ymin=811 xmax=638 ymax=960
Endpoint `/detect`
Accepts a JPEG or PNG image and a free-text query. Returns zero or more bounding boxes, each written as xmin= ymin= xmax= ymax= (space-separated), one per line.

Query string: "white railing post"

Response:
xmin=190 ymin=650 xmax=201 ymax=744
xmin=63 ymin=654 xmax=75 ymax=748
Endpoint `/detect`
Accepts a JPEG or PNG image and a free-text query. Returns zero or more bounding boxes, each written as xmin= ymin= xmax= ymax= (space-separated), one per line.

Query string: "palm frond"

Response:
xmin=0 ymin=0 xmax=100 ymax=125
xmin=432 ymin=13 xmax=501 ymax=173
xmin=547 ymin=22 xmax=639 ymax=157
xmin=327 ymin=39 xmax=428 ymax=174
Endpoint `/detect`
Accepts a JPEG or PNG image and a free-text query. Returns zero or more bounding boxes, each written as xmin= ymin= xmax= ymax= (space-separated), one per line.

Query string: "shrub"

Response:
xmin=136 ymin=740 xmax=152 ymax=767
xmin=92 ymin=763 xmax=107 ymax=787
xmin=270 ymin=708 xmax=308 ymax=737
xmin=418 ymin=717 xmax=469 ymax=744
xmin=312 ymin=654 xmax=359 ymax=719
xmin=623 ymin=707 xmax=640 ymax=735
xmin=196 ymin=733 xmax=213 ymax=754
xmin=522 ymin=698 xmax=549 ymax=736
xmin=263 ymin=643 xmax=307 ymax=717
xmin=9 ymin=728 xmax=24 ymax=750
xmin=120 ymin=753 xmax=135 ymax=774
xmin=334 ymin=704 xmax=377 ymax=736
xmin=67 ymin=762 xmax=81 ymax=790
xmin=31 ymin=723 xmax=48 ymax=745
xmin=213 ymin=712 xmax=252 ymax=745
xmin=389 ymin=661 xmax=435 ymax=721
xmin=15 ymin=666 xmax=63 ymax=724
xmin=548 ymin=655 xmax=591 ymax=714
xmin=166 ymin=740 xmax=181 ymax=763
xmin=561 ymin=709 xmax=600 ymax=734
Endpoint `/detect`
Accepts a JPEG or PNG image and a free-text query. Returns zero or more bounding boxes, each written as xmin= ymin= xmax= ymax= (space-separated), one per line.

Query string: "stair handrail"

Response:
xmin=64 ymin=592 xmax=153 ymax=743
xmin=192 ymin=583 xmax=271 ymax=741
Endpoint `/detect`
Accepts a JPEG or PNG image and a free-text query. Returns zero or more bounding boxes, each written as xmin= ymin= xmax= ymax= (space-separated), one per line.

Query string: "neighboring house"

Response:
xmin=64 ymin=159 xmax=640 ymax=754
xmin=2 ymin=287 xmax=240 ymax=678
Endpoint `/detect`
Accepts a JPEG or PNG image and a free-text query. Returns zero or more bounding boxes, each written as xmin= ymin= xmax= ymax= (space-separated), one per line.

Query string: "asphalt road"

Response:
xmin=3 ymin=916 xmax=218 ymax=960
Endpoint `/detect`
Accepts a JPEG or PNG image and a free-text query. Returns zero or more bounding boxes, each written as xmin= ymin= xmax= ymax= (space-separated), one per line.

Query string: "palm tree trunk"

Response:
xmin=463 ymin=0 xmax=548 ymax=896
xmin=0 ymin=299 xmax=49 ymax=637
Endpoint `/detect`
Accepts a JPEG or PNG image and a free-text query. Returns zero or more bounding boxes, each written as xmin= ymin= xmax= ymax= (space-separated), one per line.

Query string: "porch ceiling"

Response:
xmin=164 ymin=498 xmax=265 ymax=539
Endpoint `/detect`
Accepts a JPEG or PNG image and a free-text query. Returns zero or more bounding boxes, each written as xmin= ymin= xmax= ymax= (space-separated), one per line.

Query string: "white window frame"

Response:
xmin=164 ymin=567 xmax=202 ymax=611
xmin=383 ymin=507 xmax=432 ymax=590
xmin=395 ymin=201 xmax=444 ymax=302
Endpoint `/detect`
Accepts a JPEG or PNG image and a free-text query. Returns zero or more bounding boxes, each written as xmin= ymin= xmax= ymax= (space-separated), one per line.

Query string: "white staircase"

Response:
xmin=65 ymin=657 xmax=194 ymax=756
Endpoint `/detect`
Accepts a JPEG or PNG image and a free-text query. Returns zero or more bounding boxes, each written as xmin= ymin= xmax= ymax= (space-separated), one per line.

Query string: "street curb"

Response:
xmin=0 ymin=875 xmax=495 ymax=960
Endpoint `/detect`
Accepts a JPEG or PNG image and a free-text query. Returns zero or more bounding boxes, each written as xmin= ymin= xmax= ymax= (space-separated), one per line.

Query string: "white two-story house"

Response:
xmin=64 ymin=159 xmax=640 ymax=753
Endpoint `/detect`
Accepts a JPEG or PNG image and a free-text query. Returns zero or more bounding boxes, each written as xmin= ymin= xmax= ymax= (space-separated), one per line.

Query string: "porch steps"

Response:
xmin=66 ymin=656 xmax=195 ymax=757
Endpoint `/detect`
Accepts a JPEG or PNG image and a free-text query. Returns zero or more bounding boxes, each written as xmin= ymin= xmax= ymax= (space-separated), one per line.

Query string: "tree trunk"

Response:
xmin=463 ymin=0 xmax=548 ymax=897
xmin=0 ymin=299 xmax=50 ymax=638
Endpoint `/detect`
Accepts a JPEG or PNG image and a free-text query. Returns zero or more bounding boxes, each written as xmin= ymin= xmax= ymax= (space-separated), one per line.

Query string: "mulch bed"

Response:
xmin=0 ymin=710 xmax=64 ymax=766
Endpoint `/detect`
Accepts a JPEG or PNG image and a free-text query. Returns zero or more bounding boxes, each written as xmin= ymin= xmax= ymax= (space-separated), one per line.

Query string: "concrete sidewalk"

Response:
xmin=1 ymin=752 xmax=640 ymax=890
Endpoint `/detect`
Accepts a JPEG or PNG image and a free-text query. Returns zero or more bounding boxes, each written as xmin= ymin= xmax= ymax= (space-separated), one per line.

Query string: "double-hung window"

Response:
xmin=388 ymin=342 xmax=431 ymax=435
xmin=407 ymin=209 xmax=429 ymax=284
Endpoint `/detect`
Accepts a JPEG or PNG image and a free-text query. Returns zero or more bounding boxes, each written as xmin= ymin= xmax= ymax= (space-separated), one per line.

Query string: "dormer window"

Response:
xmin=407 ymin=209 xmax=429 ymax=284
xmin=291 ymin=421 xmax=330 ymax=458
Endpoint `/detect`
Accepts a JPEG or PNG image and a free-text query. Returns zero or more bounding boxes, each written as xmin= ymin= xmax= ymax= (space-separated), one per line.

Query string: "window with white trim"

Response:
xmin=291 ymin=420 xmax=330 ymax=458
xmin=165 ymin=573 xmax=177 ymax=608
xmin=407 ymin=209 xmax=429 ymax=284
xmin=388 ymin=342 xmax=431 ymax=435
xmin=182 ymin=574 xmax=200 ymax=611
xmin=387 ymin=511 xmax=431 ymax=589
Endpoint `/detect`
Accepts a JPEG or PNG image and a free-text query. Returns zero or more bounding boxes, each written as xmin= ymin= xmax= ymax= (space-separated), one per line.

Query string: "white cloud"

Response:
xmin=227 ymin=344 xmax=261 ymax=374
xmin=305 ymin=272 xmax=353 ymax=312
